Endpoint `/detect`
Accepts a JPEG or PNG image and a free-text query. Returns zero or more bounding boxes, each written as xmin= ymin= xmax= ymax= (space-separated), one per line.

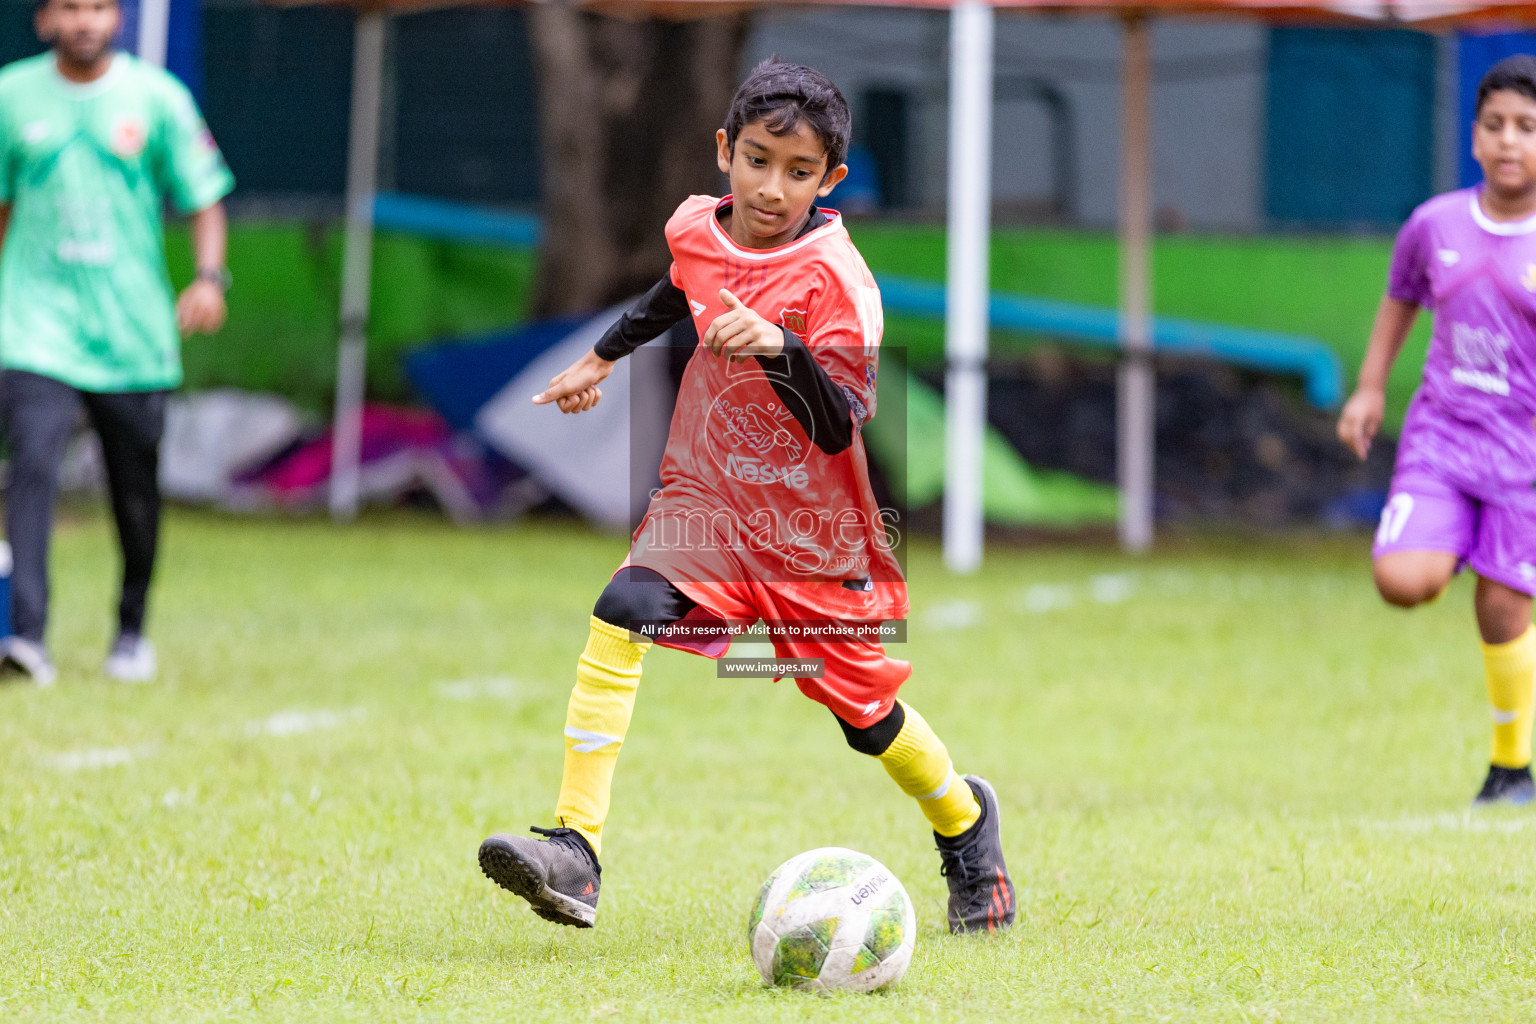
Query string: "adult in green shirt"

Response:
xmin=0 ymin=0 xmax=234 ymax=685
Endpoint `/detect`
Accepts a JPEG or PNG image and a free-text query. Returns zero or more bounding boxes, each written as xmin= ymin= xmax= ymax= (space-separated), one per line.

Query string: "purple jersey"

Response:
xmin=1388 ymin=187 xmax=1536 ymax=502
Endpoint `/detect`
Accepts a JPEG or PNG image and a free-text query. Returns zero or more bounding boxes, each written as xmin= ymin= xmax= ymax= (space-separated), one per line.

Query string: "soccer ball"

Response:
xmin=747 ymin=847 xmax=916 ymax=993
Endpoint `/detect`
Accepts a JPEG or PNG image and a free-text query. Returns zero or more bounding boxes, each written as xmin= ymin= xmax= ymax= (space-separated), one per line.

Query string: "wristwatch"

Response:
xmin=196 ymin=266 xmax=233 ymax=293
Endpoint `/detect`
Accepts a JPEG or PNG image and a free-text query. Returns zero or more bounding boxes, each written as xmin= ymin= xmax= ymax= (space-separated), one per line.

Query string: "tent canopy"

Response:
xmin=267 ymin=0 xmax=1536 ymax=21
xmin=262 ymin=0 xmax=1536 ymax=564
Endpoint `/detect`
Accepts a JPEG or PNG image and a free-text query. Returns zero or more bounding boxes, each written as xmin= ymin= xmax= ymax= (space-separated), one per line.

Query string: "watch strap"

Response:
xmin=196 ymin=267 xmax=233 ymax=292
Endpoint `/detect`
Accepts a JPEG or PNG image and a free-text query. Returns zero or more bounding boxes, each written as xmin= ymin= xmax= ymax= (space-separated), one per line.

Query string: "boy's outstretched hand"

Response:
xmin=703 ymin=289 xmax=784 ymax=362
xmin=176 ymin=279 xmax=228 ymax=336
xmin=533 ymin=349 xmax=615 ymax=414
xmin=1337 ymin=386 xmax=1385 ymax=460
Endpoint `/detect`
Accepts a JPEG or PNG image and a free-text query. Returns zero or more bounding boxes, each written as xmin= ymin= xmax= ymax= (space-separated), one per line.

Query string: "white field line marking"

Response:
xmin=46 ymin=743 xmax=158 ymax=771
xmin=244 ymin=707 xmax=365 ymax=737
xmin=1090 ymin=573 xmax=1136 ymax=604
xmin=161 ymin=787 xmax=196 ymax=808
xmin=1020 ymin=583 xmax=1076 ymax=614
xmin=924 ymin=599 xmax=983 ymax=631
xmin=1012 ymin=573 xmax=1139 ymax=616
xmin=1146 ymin=568 xmax=1348 ymax=601
xmin=436 ymin=677 xmax=518 ymax=701
xmin=1363 ymin=813 xmax=1536 ymax=835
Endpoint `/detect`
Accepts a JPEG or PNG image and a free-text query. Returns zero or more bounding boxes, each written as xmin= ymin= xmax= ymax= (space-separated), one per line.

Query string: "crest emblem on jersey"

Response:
xmin=779 ymin=308 xmax=808 ymax=335
xmin=1523 ymin=264 xmax=1536 ymax=292
xmin=110 ymin=115 xmax=147 ymax=157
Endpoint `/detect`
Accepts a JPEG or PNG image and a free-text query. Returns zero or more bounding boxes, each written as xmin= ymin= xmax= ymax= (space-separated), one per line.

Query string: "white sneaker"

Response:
xmin=103 ymin=634 xmax=156 ymax=683
xmin=2 ymin=636 xmax=57 ymax=687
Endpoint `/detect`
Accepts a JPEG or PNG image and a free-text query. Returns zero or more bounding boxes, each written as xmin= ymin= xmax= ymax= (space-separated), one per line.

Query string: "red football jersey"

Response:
xmin=629 ymin=195 xmax=907 ymax=622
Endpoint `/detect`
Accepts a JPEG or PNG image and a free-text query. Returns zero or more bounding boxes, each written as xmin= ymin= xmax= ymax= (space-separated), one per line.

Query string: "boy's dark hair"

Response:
xmin=35 ymin=0 xmax=120 ymax=12
xmin=1477 ymin=55 xmax=1536 ymax=116
xmin=723 ymin=58 xmax=851 ymax=177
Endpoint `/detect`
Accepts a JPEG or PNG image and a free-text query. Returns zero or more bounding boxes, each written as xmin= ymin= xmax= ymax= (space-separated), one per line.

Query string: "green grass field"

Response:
xmin=3 ymin=511 xmax=1533 ymax=1022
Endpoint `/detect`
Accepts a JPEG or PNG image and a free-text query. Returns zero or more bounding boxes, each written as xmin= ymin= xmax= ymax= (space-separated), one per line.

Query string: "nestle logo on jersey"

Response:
xmin=723 ymin=454 xmax=809 ymax=488
xmin=1450 ymin=321 xmax=1511 ymax=396
xmin=714 ymin=393 xmax=805 ymax=464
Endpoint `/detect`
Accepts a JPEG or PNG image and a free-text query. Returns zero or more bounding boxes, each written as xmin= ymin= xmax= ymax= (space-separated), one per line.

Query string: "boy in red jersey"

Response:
xmin=479 ymin=60 xmax=1014 ymax=934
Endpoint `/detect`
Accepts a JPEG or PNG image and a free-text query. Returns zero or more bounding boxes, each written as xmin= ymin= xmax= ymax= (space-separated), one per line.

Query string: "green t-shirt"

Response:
xmin=0 ymin=52 xmax=234 ymax=392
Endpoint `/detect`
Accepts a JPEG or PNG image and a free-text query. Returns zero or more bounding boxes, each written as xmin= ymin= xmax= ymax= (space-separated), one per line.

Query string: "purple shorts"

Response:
xmin=1373 ymin=469 xmax=1536 ymax=595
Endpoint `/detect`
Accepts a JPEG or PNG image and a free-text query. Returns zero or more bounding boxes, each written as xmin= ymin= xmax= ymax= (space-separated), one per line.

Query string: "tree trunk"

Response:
xmin=528 ymin=5 xmax=749 ymax=318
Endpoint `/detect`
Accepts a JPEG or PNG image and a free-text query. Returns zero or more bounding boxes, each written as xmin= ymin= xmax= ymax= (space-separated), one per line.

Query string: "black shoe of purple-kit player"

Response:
xmin=479 ymin=825 xmax=601 ymax=927
xmin=935 ymin=775 xmax=1016 ymax=934
xmin=1473 ymin=764 xmax=1535 ymax=807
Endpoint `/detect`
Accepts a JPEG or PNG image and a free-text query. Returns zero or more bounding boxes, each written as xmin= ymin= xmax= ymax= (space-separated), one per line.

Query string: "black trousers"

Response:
xmin=1 ymin=369 xmax=167 ymax=643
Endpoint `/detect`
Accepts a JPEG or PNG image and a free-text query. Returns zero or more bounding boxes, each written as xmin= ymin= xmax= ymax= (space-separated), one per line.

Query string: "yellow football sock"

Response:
xmin=1484 ymin=624 xmax=1536 ymax=769
xmin=877 ymin=701 xmax=981 ymax=837
xmin=554 ymin=617 xmax=650 ymax=856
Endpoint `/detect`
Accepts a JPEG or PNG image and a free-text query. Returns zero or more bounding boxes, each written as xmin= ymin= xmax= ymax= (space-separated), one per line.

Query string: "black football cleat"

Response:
xmin=935 ymin=775 xmax=1016 ymax=934
xmin=479 ymin=825 xmax=601 ymax=927
xmin=1473 ymin=764 xmax=1535 ymax=807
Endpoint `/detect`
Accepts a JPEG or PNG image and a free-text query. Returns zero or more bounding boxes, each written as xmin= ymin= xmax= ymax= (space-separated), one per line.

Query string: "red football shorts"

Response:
xmin=613 ymin=565 xmax=911 ymax=730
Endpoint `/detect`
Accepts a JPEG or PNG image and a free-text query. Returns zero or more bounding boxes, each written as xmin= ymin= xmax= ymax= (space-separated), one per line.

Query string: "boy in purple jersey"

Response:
xmin=1339 ymin=55 xmax=1536 ymax=806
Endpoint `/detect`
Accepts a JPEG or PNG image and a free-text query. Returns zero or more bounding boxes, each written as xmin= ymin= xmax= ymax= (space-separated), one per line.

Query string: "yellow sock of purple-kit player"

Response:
xmin=1484 ymin=624 xmax=1536 ymax=769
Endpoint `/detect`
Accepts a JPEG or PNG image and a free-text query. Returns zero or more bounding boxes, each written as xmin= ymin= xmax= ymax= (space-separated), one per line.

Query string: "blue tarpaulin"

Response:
xmin=115 ymin=0 xmax=204 ymax=97
xmin=403 ymin=317 xmax=584 ymax=432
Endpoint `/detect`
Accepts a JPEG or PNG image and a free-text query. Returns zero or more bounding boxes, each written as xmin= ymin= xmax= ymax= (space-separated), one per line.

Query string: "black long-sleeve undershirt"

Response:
xmin=593 ymin=276 xmax=860 ymax=456
xmin=592 ymin=207 xmax=829 ymax=361
xmin=756 ymin=330 xmax=860 ymax=456
xmin=589 ymin=209 xmax=860 ymax=455
xmin=592 ymin=274 xmax=692 ymax=362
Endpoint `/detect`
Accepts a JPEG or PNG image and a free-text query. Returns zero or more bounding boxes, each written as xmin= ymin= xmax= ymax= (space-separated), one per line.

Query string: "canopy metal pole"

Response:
xmin=330 ymin=11 xmax=386 ymax=522
xmin=942 ymin=0 xmax=994 ymax=574
xmin=1117 ymin=12 xmax=1154 ymax=553
xmin=135 ymin=0 xmax=170 ymax=66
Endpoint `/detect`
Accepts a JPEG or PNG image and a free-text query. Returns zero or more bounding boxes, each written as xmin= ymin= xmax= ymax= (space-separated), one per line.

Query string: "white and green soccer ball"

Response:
xmin=747 ymin=847 xmax=916 ymax=993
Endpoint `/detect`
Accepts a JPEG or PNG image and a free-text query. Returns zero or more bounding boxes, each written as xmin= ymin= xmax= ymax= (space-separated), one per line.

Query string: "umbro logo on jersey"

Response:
xmin=689 ymin=300 xmax=705 ymax=317
xmin=1437 ymin=249 xmax=1460 ymax=266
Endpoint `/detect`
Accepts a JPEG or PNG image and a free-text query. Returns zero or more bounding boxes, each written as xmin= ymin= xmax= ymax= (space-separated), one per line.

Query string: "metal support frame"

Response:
xmin=1117 ymin=13 xmax=1155 ymax=553
xmin=329 ymin=11 xmax=386 ymax=522
xmin=135 ymin=0 xmax=170 ymax=66
xmin=942 ymin=0 xmax=994 ymax=573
